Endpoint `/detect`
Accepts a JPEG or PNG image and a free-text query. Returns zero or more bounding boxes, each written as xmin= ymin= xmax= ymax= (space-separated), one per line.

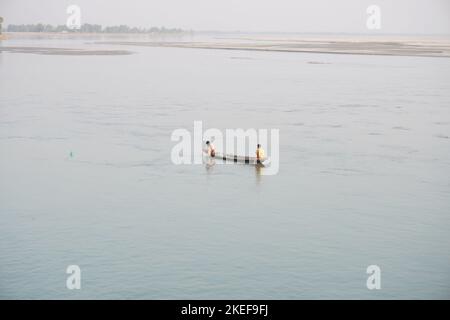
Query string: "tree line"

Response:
xmin=6 ymin=23 xmax=184 ymax=34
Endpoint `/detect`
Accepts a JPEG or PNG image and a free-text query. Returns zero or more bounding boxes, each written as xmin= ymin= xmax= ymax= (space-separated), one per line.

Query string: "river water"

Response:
xmin=1 ymin=35 xmax=449 ymax=299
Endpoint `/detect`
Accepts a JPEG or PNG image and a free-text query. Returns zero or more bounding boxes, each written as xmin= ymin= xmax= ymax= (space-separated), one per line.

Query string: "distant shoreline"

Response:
xmin=2 ymin=31 xmax=190 ymax=38
xmin=96 ymin=35 xmax=450 ymax=58
xmin=3 ymin=32 xmax=450 ymax=58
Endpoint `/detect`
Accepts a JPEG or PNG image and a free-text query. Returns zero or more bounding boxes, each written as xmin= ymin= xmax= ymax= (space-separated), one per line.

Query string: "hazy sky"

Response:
xmin=1 ymin=0 xmax=450 ymax=34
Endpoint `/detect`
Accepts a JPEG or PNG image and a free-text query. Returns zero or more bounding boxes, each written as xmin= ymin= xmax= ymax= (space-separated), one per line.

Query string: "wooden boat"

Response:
xmin=204 ymin=150 xmax=269 ymax=166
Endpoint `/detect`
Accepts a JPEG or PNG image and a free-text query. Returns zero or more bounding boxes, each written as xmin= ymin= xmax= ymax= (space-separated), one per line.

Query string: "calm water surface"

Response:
xmin=1 ymin=36 xmax=449 ymax=299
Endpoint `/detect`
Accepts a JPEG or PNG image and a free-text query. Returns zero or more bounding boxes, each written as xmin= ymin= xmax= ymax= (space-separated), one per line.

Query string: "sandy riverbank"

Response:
xmin=0 ymin=46 xmax=133 ymax=55
xmin=2 ymin=32 xmax=450 ymax=57
xmin=96 ymin=35 xmax=450 ymax=57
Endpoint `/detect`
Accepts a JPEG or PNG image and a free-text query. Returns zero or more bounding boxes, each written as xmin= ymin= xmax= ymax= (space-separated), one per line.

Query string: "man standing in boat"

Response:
xmin=256 ymin=144 xmax=265 ymax=164
xmin=206 ymin=141 xmax=216 ymax=157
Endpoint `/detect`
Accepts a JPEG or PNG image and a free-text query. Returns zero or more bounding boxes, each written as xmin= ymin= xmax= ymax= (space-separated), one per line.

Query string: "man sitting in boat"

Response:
xmin=206 ymin=141 xmax=216 ymax=157
xmin=256 ymin=144 xmax=265 ymax=163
